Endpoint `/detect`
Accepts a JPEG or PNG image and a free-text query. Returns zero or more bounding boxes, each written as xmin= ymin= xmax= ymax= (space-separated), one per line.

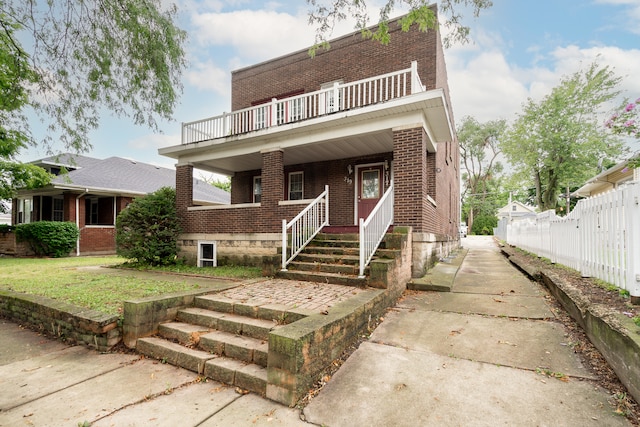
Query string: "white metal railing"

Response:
xmin=182 ymin=62 xmax=424 ymax=144
xmin=281 ymin=185 xmax=329 ymax=271
xmin=359 ymin=181 xmax=394 ymax=278
xmin=498 ymin=182 xmax=640 ymax=297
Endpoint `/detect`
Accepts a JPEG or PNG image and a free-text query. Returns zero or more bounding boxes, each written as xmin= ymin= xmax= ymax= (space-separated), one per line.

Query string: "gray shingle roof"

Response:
xmin=48 ymin=156 xmax=229 ymax=204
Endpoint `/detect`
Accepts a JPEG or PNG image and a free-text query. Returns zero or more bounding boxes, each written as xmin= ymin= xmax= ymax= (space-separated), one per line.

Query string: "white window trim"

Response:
xmin=288 ymin=171 xmax=304 ymax=201
xmin=253 ymin=176 xmax=262 ymax=203
xmin=198 ymin=240 xmax=217 ymax=267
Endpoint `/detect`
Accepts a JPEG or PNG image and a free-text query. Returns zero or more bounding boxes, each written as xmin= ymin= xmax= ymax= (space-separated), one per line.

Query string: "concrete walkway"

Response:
xmin=302 ymin=236 xmax=629 ymax=426
xmin=0 ymin=236 xmax=630 ymax=426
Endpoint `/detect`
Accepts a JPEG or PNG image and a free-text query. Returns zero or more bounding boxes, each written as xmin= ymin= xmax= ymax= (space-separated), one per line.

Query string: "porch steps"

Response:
xmin=136 ymin=294 xmax=285 ymax=396
xmin=278 ymin=232 xmax=396 ymax=286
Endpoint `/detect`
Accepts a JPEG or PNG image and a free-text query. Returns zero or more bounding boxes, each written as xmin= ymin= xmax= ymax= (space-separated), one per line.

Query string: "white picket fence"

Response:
xmin=496 ymin=182 xmax=640 ymax=297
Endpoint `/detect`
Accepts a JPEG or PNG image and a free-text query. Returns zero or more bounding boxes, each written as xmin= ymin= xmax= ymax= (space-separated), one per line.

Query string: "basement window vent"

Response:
xmin=198 ymin=241 xmax=217 ymax=267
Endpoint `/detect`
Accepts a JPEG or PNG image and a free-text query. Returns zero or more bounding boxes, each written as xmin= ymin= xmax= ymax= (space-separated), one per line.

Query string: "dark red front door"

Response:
xmin=357 ymin=165 xmax=384 ymax=220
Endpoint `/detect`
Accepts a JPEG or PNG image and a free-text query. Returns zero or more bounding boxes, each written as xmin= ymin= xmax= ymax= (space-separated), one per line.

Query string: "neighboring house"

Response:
xmin=497 ymin=201 xmax=537 ymax=221
xmin=0 ymin=200 xmax=11 ymax=225
xmin=159 ymin=11 xmax=460 ymax=278
xmin=10 ymin=154 xmax=229 ymax=255
xmin=573 ymin=154 xmax=640 ymax=198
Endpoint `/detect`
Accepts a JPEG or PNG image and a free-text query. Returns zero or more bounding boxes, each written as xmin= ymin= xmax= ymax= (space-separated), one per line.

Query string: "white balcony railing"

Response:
xmin=182 ymin=62 xmax=425 ymax=144
xmin=359 ymin=181 xmax=394 ymax=278
xmin=281 ymin=186 xmax=329 ymax=271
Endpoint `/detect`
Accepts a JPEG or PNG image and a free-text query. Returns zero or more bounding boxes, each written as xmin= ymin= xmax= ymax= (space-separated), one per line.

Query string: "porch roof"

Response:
xmin=159 ymin=89 xmax=453 ymax=176
xmin=18 ymin=156 xmax=230 ymax=205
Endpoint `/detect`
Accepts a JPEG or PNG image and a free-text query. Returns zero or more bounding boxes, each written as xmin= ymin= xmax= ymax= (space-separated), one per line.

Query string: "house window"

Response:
xmin=277 ymin=97 xmax=305 ymax=124
xmin=253 ymin=176 xmax=262 ymax=203
xmin=16 ymin=198 xmax=32 ymax=224
xmin=254 ymin=106 xmax=267 ymax=130
xmin=288 ymin=172 xmax=304 ymax=200
xmin=512 ymin=205 xmax=517 ymax=212
xmin=321 ymin=81 xmax=343 ymax=113
xmin=198 ymin=241 xmax=217 ymax=267
xmin=86 ymin=198 xmax=99 ymax=225
xmin=53 ymin=197 xmax=64 ymax=222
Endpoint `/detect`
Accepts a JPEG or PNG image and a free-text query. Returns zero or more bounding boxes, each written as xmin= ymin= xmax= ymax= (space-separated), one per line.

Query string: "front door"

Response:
xmin=357 ymin=164 xmax=384 ymax=221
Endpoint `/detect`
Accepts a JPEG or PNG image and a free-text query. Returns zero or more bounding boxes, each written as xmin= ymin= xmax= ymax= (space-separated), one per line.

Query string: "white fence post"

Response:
xmin=625 ymin=184 xmax=640 ymax=299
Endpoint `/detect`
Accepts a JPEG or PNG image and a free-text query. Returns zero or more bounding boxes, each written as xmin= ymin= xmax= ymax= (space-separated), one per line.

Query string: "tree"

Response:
xmin=605 ymin=97 xmax=640 ymax=169
xmin=307 ymin=0 xmax=492 ymax=54
xmin=0 ymin=1 xmax=186 ymax=199
xmin=115 ymin=187 xmax=181 ymax=266
xmin=458 ymin=116 xmax=507 ymax=233
xmin=501 ymin=62 xmax=626 ymax=212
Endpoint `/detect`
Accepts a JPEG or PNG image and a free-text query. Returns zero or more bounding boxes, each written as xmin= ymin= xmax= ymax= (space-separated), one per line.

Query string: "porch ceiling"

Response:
xmin=160 ymin=89 xmax=453 ymax=176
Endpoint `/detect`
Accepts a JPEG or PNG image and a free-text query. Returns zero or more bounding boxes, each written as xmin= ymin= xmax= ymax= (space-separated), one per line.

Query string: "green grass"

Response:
xmin=0 ymin=257 xmax=262 ymax=316
xmin=118 ymin=262 xmax=262 ymax=279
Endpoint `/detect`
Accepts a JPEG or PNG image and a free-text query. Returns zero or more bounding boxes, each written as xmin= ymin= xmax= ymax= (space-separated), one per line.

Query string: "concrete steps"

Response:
xmin=136 ymin=294 xmax=283 ymax=396
xmin=278 ymin=231 xmax=397 ymax=286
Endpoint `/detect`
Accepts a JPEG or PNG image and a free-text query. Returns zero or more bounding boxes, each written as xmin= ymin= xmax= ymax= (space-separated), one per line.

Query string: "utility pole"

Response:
xmin=566 ymin=186 xmax=570 ymax=214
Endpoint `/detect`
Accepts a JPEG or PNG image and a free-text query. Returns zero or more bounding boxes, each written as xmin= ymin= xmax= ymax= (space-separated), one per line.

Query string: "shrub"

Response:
xmin=115 ymin=187 xmax=181 ymax=266
xmin=471 ymin=215 xmax=498 ymax=235
xmin=15 ymin=221 xmax=79 ymax=257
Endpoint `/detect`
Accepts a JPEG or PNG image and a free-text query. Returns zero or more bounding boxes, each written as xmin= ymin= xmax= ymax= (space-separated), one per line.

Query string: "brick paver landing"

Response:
xmin=220 ymin=279 xmax=363 ymax=312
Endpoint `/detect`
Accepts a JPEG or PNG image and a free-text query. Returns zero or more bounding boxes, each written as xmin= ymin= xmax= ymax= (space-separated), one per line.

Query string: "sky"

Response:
xmin=19 ymin=0 xmax=640 ymax=174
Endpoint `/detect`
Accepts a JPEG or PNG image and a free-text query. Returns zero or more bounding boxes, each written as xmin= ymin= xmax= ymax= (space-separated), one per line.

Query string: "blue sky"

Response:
xmin=20 ymin=0 xmax=640 ymax=172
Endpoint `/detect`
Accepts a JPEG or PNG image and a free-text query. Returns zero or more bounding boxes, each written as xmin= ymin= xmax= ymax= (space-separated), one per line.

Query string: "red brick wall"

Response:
xmin=231 ymin=9 xmax=440 ymax=110
xmin=80 ymin=227 xmax=116 ymax=254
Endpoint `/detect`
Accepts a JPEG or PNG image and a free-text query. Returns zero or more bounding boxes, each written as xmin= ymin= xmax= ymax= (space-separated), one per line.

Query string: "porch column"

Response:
xmin=260 ymin=148 xmax=284 ymax=229
xmin=393 ymin=126 xmax=428 ymax=232
xmin=176 ymin=164 xmax=194 ymax=212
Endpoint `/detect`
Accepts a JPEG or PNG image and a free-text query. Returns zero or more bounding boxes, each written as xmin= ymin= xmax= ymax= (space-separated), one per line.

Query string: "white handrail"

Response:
xmin=182 ymin=62 xmax=424 ymax=144
xmin=282 ymin=185 xmax=329 ymax=271
xmin=359 ymin=181 xmax=394 ymax=278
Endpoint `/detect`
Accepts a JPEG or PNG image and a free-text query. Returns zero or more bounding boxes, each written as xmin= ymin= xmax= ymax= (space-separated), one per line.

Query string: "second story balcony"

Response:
xmin=181 ymin=62 xmax=427 ymax=145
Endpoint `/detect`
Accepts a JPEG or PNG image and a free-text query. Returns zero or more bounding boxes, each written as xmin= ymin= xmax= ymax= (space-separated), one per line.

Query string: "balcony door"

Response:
xmin=356 ymin=163 xmax=384 ymax=222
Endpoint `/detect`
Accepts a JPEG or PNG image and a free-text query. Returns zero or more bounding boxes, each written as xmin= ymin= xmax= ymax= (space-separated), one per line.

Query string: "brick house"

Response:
xmin=8 ymin=154 xmax=229 ymax=256
xmin=159 ymin=12 xmax=461 ymax=278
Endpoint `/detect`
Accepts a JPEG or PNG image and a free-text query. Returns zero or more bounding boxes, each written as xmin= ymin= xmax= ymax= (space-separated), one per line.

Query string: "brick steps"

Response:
xmin=136 ymin=294 xmax=280 ymax=396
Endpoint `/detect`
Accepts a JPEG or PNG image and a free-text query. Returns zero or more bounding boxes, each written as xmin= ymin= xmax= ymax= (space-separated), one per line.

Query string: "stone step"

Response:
xmin=277 ymin=269 xmax=367 ymax=287
xmin=287 ymin=260 xmax=361 ymax=276
xmin=199 ymin=330 xmax=268 ymax=367
xmin=193 ymin=294 xmax=305 ymax=324
xmin=316 ymin=232 xmax=359 ymax=241
xmin=158 ymin=322 xmax=212 ymax=347
xmin=177 ymin=307 xmax=280 ymax=340
xmin=302 ymin=246 xmax=360 ymax=257
xmin=136 ymin=337 xmax=266 ymax=395
xmin=296 ymin=252 xmax=360 ymax=265
xmin=204 ymin=356 xmax=267 ymax=396
xmin=137 ymin=337 xmax=214 ymax=374
xmin=308 ymin=239 xmax=360 ymax=249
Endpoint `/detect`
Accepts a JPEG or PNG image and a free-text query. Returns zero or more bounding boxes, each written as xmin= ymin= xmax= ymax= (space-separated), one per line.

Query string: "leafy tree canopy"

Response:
xmin=0 ymin=0 xmax=186 ymax=200
xmin=501 ymin=62 xmax=626 ymax=212
xmin=458 ymin=116 xmax=506 ymax=232
xmin=307 ymin=0 xmax=492 ymax=55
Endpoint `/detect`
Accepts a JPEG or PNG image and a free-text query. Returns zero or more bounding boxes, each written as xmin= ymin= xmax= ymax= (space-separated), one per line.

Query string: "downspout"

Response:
xmin=76 ymin=190 xmax=89 ymax=256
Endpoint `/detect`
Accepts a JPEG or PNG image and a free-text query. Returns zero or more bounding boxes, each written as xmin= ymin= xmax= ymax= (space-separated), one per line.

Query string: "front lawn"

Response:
xmin=0 ymin=257 xmax=262 ymax=316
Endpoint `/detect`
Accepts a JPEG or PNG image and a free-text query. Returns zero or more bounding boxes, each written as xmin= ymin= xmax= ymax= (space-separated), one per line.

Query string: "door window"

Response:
xmin=361 ymin=170 xmax=380 ymax=199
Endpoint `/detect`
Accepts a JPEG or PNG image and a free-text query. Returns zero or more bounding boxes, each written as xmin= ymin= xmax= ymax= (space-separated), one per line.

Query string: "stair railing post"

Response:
xmin=325 ymin=185 xmax=330 ymax=226
xmin=282 ymin=219 xmax=288 ymax=271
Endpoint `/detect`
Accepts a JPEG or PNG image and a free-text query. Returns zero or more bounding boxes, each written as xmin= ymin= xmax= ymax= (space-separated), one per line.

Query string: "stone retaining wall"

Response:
xmin=266 ymin=288 xmax=391 ymax=406
xmin=0 ymin=290 xmax=120 ymax=351
xmin=502 ymin=246 xmax=640 ymax=405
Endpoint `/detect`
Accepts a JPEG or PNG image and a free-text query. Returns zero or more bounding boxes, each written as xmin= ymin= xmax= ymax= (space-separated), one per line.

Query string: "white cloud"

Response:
xmin=129 ymin=133 xmax=180 ymax=150
xmin=191 ymin=9 xmax=315 ymax=61
xmin=185 ymin=60 xmax=230 ymax=96
xmin=447 ymin=37 xmax=640 ymax=127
